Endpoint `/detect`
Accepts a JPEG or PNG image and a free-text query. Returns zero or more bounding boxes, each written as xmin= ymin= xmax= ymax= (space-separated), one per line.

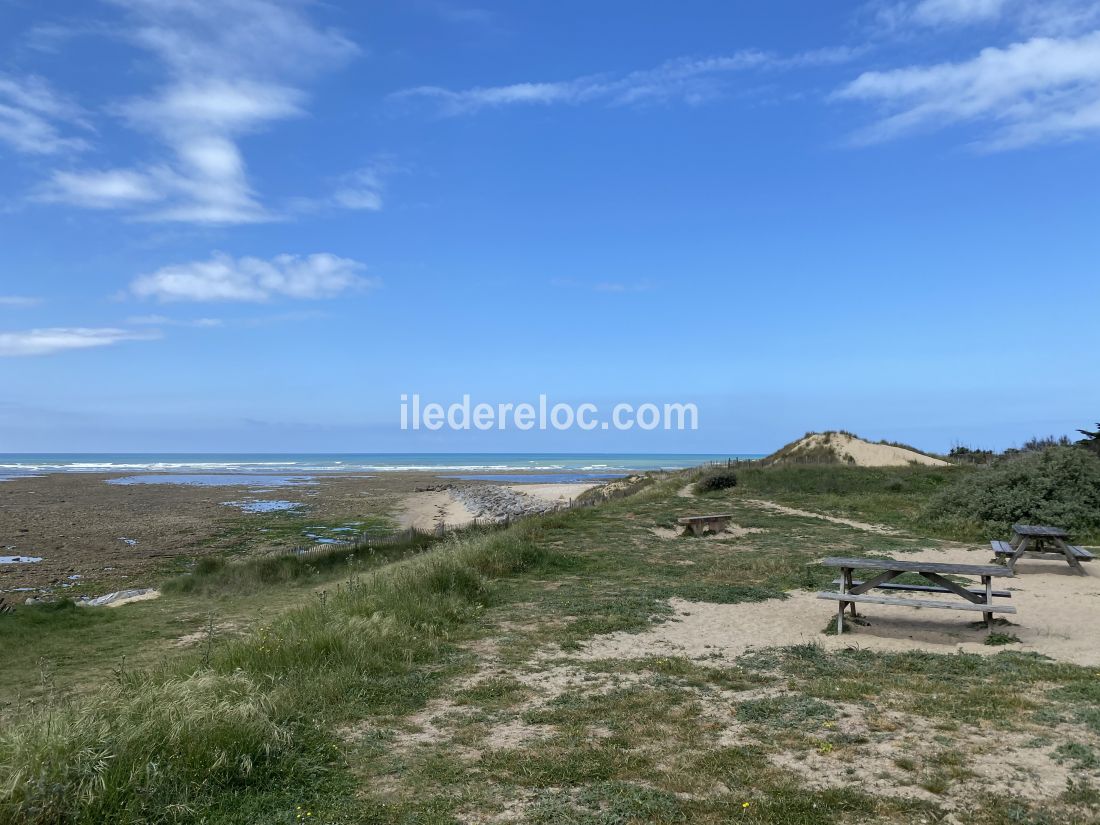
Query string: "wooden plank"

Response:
xmin=816 ymin=592 xmax=1016 ymax=613
xmin=998 ymin=547 xmax=1093 ymax=561
xmin=848 ymin=569 xmax=901 ymax=595
xmin=1013 ymin=524 xmax=1069 ymax=538
xmin=677 ymin=514 xmax=733 ymax=523
xmin=832 ymin=579 xmax=1011 ymax=598
xmin=923 ymin=571 xmax=984 ymax=604
xmin=991 ymin=540 xmax=1014 ymax=554
xmin=819 ymin=557 xmax=1012 ymax=577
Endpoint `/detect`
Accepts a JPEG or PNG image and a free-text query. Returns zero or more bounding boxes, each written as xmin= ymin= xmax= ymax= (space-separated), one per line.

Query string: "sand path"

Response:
xmin=742 ymin=498 xmax=900 ymax=534
xmin=577 ymin=545 xmax=1100 ymax=666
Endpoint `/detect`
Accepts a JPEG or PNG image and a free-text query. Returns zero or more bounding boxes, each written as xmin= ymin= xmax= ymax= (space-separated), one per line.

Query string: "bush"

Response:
xmin=694 ymin=470 xmax=738 ymax=494
xmin=925 ymin=447 xmax=1100 ymax=538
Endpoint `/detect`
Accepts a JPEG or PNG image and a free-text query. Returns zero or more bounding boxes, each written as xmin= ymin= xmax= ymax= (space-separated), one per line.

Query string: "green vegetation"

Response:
xmin=0 ymin=521 xmax=575 ymax=824
xmin=926 ymin=446 xmax=1100 ymax=540
xmin=693 ymin=469 xmax=738 ymax=493
xmin=162 ymin=530 xmax=434 ymax=596
xmin=2 ymin=465 xmax=1099 ymax=823
xmin=1079 ymin=423 xmax=1100 ymax=457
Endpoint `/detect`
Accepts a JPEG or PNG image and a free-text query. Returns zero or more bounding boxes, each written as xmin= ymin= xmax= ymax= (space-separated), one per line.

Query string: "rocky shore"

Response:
xmin=449 ymin=483 xmax=564 ymax=520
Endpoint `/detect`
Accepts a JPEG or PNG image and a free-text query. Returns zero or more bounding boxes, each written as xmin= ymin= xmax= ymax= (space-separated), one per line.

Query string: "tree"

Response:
xmin=1077 ymin=423 xmax=1100 ymax=456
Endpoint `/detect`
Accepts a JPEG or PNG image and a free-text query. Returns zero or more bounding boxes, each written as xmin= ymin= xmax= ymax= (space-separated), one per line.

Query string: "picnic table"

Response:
xmin=817 ymin=556 xmax=1015 ymax=634
xmin=676 ymin=514 xmax=733 ymax=536
xmin=992 ymin=524 xmax=1094 ymax=574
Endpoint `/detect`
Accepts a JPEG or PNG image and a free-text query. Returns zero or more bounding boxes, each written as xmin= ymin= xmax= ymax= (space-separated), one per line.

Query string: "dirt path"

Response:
xmin=742 ymin=498 xmax=900 ymax=534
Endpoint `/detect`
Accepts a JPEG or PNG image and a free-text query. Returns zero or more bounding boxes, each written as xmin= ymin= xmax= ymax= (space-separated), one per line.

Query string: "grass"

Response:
xmin=162 ymin=529 xmax=435 ymax=596
xmin=2 ymin=469 xmax=1099 ymax=823
xmin=0 ymin=519 xmax=576 ymax=824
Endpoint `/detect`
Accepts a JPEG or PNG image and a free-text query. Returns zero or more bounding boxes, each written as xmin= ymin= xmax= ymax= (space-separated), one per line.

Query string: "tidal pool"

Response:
xmin=108 ymin=474 xmax=317 ymax=487
xmin=223 ymin=499 xmax=303 ymax=513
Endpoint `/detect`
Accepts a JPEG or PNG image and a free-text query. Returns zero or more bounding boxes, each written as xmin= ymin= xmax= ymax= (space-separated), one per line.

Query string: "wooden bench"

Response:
xmin=676 ymin=514 xmax=734 ymax=536
xmin=992 ymin=539 xmax=1093 ymax=561
xmin=994 ymin=525 xmax=1094 ymax=573
xmin=831 ymin=579 xmax=1012 ymax=598
xmin=818 ymin=557 xmax=1015 ymax=634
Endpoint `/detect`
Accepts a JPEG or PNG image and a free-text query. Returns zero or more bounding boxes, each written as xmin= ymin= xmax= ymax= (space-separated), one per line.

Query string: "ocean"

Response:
xmin=0 ymin=453 xmax=758 ymax=481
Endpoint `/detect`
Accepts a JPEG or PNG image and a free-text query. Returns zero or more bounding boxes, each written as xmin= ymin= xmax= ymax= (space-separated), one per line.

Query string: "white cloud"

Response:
xmin=129 ymin=252 xmax=377 ymax=303
xmin=331 ymin=162 xmax=399 ymax=211
xmin=395 ymin=47 xmax=863 ymax=115
xmin=0 ymin=296 xmax=42 ymax=307
xmin=0 ymin=75 xmax=88 ymax=155
xmin=871 ymin=0 xmax=1100 ymax=34
xmin=912 ymin=0 xmax=1011 ymax=25
xmin=0 ymin=327 xmax=157 ymax=357
xmin=835 ymin=30 xmax=1100 ymax=148
xmin=127 ymin=314 xmax=224 ymax=327
xmin=42 ymin=1 xmax=357 ymax=224
xmin=40 ymin=169 xmax=164 ymax=208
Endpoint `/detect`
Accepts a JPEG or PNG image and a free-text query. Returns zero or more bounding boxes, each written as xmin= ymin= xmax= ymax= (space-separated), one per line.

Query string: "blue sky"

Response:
xmin=1 ymin=0 xmax=1098 ymax=453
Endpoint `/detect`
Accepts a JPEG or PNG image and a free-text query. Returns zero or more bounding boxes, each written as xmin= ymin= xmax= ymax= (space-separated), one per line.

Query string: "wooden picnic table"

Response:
xmin=676 ymin=514 xmax=733 ymax=536
xmin=991 ymin=524 xmax=1093 ymax=574
xmin=817 ymin=556 xmax=1015 ymax=634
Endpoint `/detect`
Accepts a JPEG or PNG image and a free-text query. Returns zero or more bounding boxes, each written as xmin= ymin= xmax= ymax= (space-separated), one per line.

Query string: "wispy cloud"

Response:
xmin=870 ymin=0 xmax=1100 ymax=34
xmin=551 ymin=278 xmax=655 ymax=294
xmin=129 ymin=252 xmax=378 ymax=303
xmin=0 ymin=327 xmax=157 ymax=357
xmin=0 ymin=296 xmax=42 ymax=307
xmin=835 ymin=29 xmax=1100 ymax=149
xmin=288 ymin=159 xmax=401 ymax=214
xmin=0 ymin=75 xmax=89 ymax=155
xmin=127 ymin=314 xmax=224 ymax=328
xmin=910 ymin=0 xmax=1011 ymax=25
xmin=394 ymin=47 xmax=864 ymax=115
xmin=40 ymin=0 xmax=358 ymax=224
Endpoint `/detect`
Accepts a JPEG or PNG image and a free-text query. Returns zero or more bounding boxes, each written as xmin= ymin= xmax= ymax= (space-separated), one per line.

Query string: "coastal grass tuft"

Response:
xmin=161 ymin=530 xmax=436 ymax=596
xmin=0 ymin=520 xmax=572 ymax=824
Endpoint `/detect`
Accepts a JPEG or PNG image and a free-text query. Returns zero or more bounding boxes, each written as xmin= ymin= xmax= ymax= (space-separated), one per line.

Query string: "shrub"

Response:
xmin=694 ymin=470 xmax=738 ymax=494
xmin=925 ymin=446 xmax=1100 ymax=537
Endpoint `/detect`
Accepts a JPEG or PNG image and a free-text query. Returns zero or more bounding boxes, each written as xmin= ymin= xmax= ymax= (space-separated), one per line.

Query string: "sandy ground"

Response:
xmin=781 ymin=432 xmax=949 ymax=467
xmin=578 ymin=545 xmax=1100 ymax=666
xmin=504 ymin=482 xmax=597 ymax=505
xmin=398 ymin=482 xmax=599 ymax=531
xmin=397 ymin=490 xmax=479 ymax=531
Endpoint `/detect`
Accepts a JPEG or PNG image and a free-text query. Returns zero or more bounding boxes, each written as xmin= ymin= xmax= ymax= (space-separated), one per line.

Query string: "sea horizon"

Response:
xmin=0 ymin=452 xmax=761 ymax=478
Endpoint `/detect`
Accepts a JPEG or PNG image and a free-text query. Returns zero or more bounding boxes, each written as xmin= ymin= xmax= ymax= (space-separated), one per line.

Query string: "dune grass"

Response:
xmin=0 ymin=520 xmax=578 ymax=824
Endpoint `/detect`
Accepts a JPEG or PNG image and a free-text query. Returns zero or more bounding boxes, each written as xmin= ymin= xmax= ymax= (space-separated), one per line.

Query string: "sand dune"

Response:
xmin=768 ymin=431 xmax=948 ymax=467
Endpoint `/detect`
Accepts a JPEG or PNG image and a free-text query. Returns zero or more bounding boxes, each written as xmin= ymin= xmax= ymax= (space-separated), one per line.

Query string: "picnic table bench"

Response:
xmin=817 ymin=557 xmax=1015 ymax=634
xmin=992 ymin=524 xmax=1094 ymax=574
xmin=676 ymin=514 xmax=734 ymax=536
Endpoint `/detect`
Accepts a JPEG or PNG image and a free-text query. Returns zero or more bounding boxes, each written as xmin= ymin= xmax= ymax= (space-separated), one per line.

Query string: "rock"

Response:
xmin=79 ymin=588 xmax=159 ymax=608
xmin=450 ymin=484 xmax=560 ymax=520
